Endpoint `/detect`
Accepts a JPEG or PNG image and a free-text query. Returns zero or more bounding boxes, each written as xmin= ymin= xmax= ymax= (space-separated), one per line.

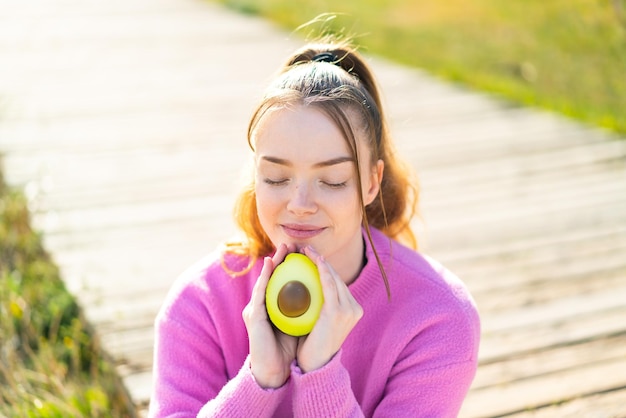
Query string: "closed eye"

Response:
xmin=263 ymin=178 xmax=289 ymax=186
xmin=323 ymin=181 xmax=348 ymax=189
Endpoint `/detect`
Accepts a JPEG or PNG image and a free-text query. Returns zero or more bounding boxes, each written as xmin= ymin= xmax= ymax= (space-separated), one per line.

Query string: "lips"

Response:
xmin=281 ymin=224 xmax=325 ymax=239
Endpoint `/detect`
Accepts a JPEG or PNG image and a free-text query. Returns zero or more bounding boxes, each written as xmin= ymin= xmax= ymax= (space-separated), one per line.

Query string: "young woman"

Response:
xmin=149 ymin=40 xmax=480 ymax=417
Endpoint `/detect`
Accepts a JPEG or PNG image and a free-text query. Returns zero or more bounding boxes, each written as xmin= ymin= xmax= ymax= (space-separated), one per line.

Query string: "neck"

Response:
xmin=326 ymin=231 xmax=366 ymax=286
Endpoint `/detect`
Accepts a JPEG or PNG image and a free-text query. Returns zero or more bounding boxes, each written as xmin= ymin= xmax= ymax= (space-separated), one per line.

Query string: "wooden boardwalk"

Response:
xmin=1 ymin=0 xmax=625 ymax=416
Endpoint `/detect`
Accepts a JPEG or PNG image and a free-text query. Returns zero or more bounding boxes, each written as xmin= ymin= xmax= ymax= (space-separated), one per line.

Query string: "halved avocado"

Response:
xmin=266 ymin=253 xmax=323 ymax=336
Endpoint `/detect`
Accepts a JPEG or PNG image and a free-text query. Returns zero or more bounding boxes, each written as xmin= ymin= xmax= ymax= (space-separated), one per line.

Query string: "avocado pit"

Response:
xmin=277 ymin=280 xmax=311 ymax=318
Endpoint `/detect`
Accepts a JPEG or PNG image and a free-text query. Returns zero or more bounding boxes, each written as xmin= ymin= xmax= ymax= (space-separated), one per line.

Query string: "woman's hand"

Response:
xmin=296 ymin=246 xmax=364 ymax=373
xmin=242 ymin=243 xmax=298 ymax=388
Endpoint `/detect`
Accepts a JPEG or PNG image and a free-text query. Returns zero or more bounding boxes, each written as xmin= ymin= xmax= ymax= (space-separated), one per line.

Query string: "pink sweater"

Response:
xmin=149 ymin=227 xmax=480 ymax=417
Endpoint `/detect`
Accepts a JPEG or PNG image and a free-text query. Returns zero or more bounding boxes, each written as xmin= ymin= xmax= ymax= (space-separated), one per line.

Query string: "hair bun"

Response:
xmin=311 ymin=51 xmax=339 ymax=64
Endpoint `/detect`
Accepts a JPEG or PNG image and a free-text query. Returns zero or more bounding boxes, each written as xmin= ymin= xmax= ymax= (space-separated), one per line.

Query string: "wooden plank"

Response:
xmin=425 ymin=182 xmax=626 ymax=228
xmin=473 ymin=266 xmax=626 ymax=312
xmin=404 ymin=128 xmax=621 ymax=171
xmin=480 ymin=305 xmax=626 ymax=363
xmin=447 ymin=225 xmax=626 ymax=272
xmin=422 ymin=201 xmax=626 ymax=251
xmin=39 ymin=214 xmax=227 ymax=252
xmin=465 ymin=336 xmax=626 ymax=416
xmin=31 ymin=168 xmax=243 ymax=212
xmin=426 ymin=166 xmax=626 ymax=213
xmin=0 ymin=113 xmax=245 ymax=154
xmin=507 ymin=388 xmax=626 ymax=418
xmin=416 ymin=138 xmax=626 ymax=186
xmin=460 ymin=356 xmax=626 ymax=417
xmin=31 ymin=194 xmax=235 ymax=235
xmin=116 ymin=369 xmax=153 ymax=418
xmin=425 ymin=164 xmax=626 ymax=213
xmin=392 ymin=109 xmax=598 ymax=152
xmin=482 ymin=286 xmax=626 ymax=335
xmin=441 ymin=224 xmax=626 ymax=266
xmin=473 ymin=334 xmax=626 ymax=390
xmin=466 ymin=245 xmax=626 ymax=293
xmin=100 ymin=325 xmax=155 ymax=368
xmin=83 ymin=292 xmax=166 ymax=330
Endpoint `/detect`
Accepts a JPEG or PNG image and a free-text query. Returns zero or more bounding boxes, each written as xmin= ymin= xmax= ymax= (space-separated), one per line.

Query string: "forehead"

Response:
xmin=253 ymin=105 xmax=349 ymax=155
xmin=252 ymin=104 xmax=370 ymax=163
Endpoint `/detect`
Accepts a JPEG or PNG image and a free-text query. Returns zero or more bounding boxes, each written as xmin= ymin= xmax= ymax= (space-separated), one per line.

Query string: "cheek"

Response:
xmin=255 ymin=185 xmax=283 ymax=217
xmin=325 ymin=189 xmax=362 ymax=218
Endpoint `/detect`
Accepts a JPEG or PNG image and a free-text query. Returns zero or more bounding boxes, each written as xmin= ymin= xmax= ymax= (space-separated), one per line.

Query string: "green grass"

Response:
xmin=215 ymin=0 xmax=626 ymax=134
xmin=0 ymin=172 xmax=136 ymax=418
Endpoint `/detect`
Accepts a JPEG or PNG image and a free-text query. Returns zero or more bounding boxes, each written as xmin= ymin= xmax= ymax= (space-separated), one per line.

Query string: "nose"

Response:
xmin=286 ymin=182 xmax=317 ymax=216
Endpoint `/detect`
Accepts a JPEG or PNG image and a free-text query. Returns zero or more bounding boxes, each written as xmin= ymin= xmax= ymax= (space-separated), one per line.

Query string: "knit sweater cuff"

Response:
xmin=291 ymin=351 xmax=361 ymax=417
xmin=199 ymin=356 xmax=286 ymax=417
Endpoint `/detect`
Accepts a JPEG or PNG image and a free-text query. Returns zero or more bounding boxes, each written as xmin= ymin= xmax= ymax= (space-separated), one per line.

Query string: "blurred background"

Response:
xmin=1 ymin=0 xmax=625 ymax=417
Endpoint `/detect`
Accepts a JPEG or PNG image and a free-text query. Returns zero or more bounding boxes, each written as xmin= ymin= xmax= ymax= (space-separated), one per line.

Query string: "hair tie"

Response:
xmin=312 ymin=52 xmax=339 ymax=65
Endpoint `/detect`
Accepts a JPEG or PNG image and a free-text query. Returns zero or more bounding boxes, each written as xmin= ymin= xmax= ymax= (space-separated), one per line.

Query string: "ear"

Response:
xmin=364 ymin=159 xmax=384 ymax=206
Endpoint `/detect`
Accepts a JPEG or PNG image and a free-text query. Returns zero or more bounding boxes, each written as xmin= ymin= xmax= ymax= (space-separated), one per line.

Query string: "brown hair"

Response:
xmin=226 ymin=40 xmax=419 ymax=295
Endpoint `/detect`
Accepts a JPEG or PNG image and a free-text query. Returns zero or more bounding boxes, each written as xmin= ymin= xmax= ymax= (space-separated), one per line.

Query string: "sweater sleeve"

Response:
xmin=197 ymin=356 xmax=288 ymax=417
xmin=148 ymin=288 xmax=287 ymax=417
xmin=291 ymin=351 xmax=364 ymax=418
xmin=290 ymin=334 xmax=476 ymax=418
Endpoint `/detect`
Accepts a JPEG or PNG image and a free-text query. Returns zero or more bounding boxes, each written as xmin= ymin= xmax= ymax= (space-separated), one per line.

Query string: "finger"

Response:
xmin=303 ymin=246 xmax=340 ymax=284
xmin=271 ymin=243 xmax=291 ymax=266
xmin=302 ymin=244 xmax=319 ymax=259
xmin=250 ymin=256 xmax=274 ymax=309
xmin=243 ymin=256 xmax=274 ymax=328
xmin=302 ymin=248 xmax=362 ymax=320
xmin=304 ymin=247 xmax=339 ymax=305
xmin=329 ymin=270 xmax=362 ymax=317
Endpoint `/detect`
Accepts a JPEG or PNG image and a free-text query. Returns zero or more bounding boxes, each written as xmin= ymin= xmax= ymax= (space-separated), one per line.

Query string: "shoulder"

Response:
xmin=393 ymin=242 xmax=473 ymax=305
xmin=365 ymin=227 xmax=480 ymax=343
xmin=393 ymin=240 xmax=477 ymax=322
xmin=370 ymin=229 xmax=474 ymax=307
xmin=156 ymin=249 xmax=259 ymax=322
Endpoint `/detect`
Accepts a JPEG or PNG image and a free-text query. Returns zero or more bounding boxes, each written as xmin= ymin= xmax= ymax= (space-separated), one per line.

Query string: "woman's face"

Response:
xmin=253 ymin=104 xmax=382 ymax=282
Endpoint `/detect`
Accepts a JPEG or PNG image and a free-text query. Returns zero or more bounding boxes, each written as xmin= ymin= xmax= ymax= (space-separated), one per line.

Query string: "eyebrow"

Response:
xmin=260 ymin=155 xmax=354 ymax=168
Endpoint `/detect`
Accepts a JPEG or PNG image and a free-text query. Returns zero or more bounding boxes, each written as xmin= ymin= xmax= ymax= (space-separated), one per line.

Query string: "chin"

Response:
xmin=277 ymin=232 xmax=326 ymax=253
